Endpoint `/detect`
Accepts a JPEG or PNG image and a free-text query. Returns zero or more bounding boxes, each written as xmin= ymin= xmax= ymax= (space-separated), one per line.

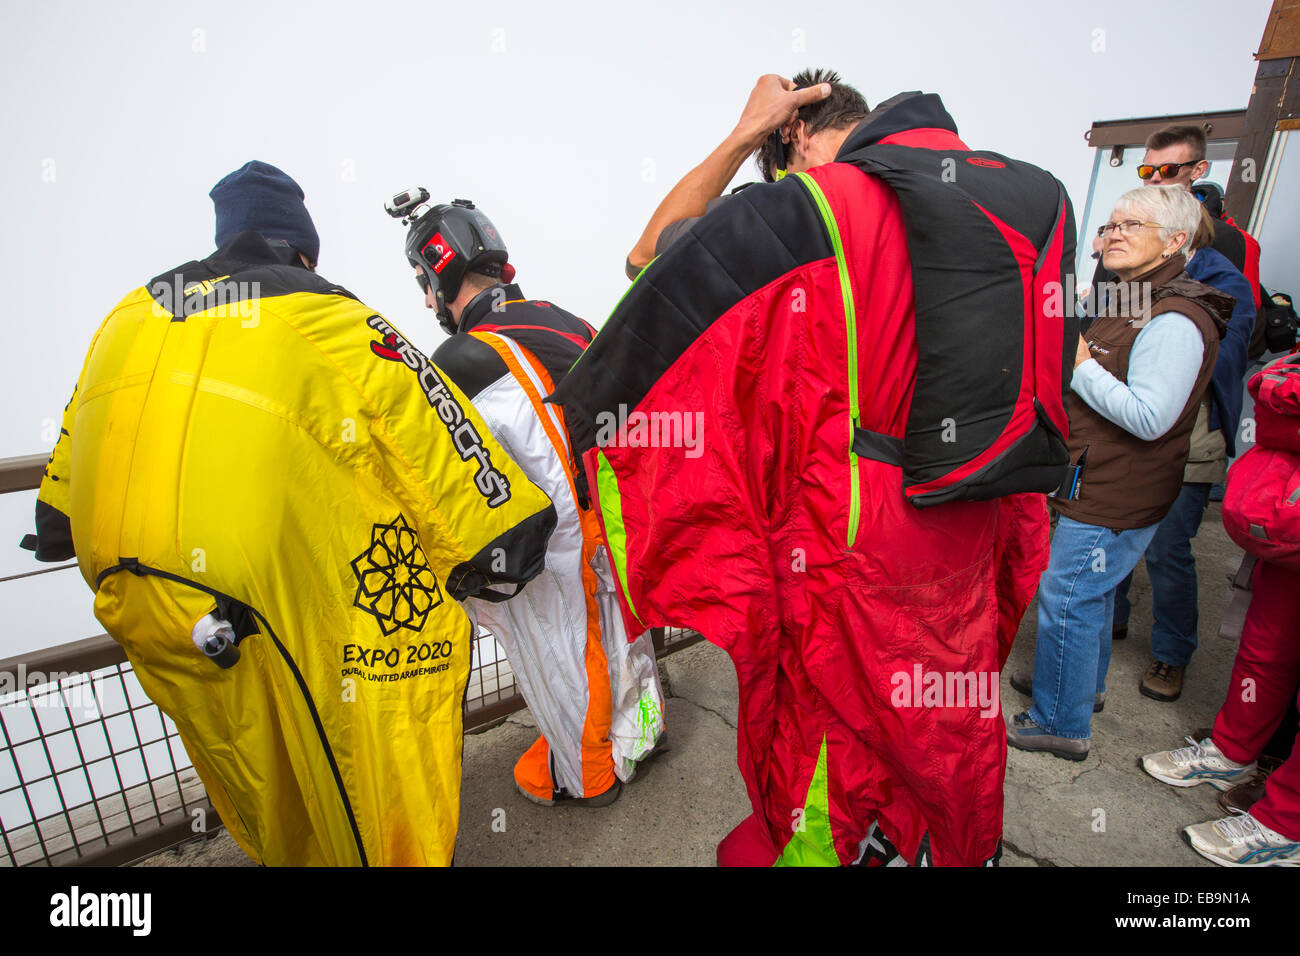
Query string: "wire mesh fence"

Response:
xmin=1 ymin=625 xmax=702 ymax=867
xmin=0 ymin=655 xmax=214 ymax=867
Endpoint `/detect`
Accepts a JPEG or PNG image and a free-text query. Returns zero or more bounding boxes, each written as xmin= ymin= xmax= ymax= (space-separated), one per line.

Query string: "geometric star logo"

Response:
xmin=350 ymin=514 xmax=443 ymax=637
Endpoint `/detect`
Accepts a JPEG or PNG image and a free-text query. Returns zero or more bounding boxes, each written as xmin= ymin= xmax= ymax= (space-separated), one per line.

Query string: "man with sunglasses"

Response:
xmin=1141 ymin=126 xmax=1250 ymax=267
xmin=1138 ymin=132 xmax=1266 ymax=345
xmin=1088 ymin=124 xmax=1257 ymax=705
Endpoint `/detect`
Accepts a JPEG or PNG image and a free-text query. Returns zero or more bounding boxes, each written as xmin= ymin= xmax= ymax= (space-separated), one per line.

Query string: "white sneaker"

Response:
xmin=1141 ymin=737 xmax=1255 ymax=792
xmin=1184 ymin=812 xmax=1300 ymax=867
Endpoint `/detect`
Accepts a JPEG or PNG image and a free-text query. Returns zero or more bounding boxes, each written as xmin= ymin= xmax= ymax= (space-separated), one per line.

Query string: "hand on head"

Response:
xmin=734 ymin=74 xmax=832 ymax=151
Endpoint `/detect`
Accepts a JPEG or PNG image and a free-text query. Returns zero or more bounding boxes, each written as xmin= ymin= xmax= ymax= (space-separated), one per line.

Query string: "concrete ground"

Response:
xmin=141 ymin=502 xmax=1251 ymax=867
xmin=1000 ymin=501 xmax=1245 ymax=868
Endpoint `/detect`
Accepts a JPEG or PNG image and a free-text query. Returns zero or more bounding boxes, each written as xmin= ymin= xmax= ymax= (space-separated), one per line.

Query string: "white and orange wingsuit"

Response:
xmin=429 ymin=282 xmax=666 ymax=801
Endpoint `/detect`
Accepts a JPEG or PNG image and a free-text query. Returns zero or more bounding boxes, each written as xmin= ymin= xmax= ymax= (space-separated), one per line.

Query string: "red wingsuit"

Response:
xmin=552 ymin=92 xmax=1068 ymax=865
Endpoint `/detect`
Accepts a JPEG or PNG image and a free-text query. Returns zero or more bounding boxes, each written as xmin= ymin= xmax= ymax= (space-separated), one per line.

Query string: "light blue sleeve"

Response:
xmin=1071 ymin=312 xmax=1205 ymax=440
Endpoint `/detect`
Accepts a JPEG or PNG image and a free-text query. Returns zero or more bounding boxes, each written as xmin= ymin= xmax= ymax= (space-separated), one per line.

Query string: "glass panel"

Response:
xmin=1254 ymin=131 xmax=1299 ymax=293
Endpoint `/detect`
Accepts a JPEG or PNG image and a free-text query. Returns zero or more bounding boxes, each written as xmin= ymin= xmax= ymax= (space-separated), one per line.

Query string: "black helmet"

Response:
xmin=1190 ymin=181 xmax=1225 ymax=219
xmin=390 ymin=193 xmax=510 ymax=334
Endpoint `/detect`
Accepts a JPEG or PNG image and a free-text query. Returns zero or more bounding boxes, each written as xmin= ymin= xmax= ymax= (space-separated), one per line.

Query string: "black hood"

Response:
xmin=836 ymin=92 xmax=959 ymax=156
xmin=147 ymin=231 xmax=354 ymax=314
xmin=459 ymin=282 xmax=524 ymax=333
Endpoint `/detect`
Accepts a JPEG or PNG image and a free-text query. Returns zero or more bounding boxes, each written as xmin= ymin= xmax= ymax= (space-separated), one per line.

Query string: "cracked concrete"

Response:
xmin=671 ymin=691 xmax=738 ymax=731
xmin=1003 ymin=839 xmax=1058 ymax=867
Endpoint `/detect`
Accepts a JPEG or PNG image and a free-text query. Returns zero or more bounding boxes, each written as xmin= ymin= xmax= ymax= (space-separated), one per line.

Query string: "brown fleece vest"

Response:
xmin=1052 ymin=256 xmax=1229 ymax=530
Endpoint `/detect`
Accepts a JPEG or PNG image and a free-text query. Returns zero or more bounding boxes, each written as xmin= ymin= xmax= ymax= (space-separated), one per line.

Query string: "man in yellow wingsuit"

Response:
xmin=21 ymin=161 xmax=556 ymax=865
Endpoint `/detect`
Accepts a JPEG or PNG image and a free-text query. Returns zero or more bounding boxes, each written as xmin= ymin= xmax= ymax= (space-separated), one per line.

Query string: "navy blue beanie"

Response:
xmin=210 ymin=161 xmax=320 ymax=265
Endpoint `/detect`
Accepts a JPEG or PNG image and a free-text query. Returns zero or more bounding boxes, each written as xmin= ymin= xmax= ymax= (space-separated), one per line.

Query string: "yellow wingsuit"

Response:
xmin=29 ymin=232 xmax=557 ymax=865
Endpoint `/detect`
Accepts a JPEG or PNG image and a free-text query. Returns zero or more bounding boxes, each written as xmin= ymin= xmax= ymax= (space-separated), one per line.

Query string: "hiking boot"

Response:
xmin=516 ymin=778 xmax=623 ymax=808
xmin=1142 ymin=737 xmax=1256 ymax=791
xmin=1140 ymin=660 xmax=1185 ymax=701
xmin=1009 ymin=670 xmax=1105 ymax=713
xmin=1218 ymin=755 xmax=1284 ymax=815
xmin=1183 ymin=811 xmax=1300 ymax=867
xmin=1006 ymin=711 xmax=1090 ymax=761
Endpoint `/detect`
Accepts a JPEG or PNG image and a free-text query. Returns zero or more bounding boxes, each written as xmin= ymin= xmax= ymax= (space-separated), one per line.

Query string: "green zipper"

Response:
xmin=795 ymin=172 xmax=861 ymax=549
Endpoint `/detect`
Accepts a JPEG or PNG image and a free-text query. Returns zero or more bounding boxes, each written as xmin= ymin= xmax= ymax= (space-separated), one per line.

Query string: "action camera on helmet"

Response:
xmin=385 ymin=191 xmax=510 ymax=335
xmin=384 ymin=186 xmax=431 ymax=224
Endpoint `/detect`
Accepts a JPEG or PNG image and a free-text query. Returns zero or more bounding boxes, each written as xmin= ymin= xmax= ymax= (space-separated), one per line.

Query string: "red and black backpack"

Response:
xmin=1222 ymin=352 xmax=1300 ymax=569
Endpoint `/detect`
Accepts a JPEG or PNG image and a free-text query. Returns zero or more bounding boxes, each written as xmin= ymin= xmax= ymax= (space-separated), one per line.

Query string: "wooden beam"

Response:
xmin=1085 ymin=111 xmax=1245 ymax=149
xmin=1259 ymin=0 xmax=1300 ymax=59
xmin=1226 ymin=56 xmax=1299 ymax=223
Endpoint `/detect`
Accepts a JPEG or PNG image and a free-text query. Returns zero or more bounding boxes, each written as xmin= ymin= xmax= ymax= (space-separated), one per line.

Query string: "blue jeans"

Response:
xmin=1031 ymin=516 xmax=1160 ymax=738
xmin=1112 ymin=483 xmax=1211 ymax=667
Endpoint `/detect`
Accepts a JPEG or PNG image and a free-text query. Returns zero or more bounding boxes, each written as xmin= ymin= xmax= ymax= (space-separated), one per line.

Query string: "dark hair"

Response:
xmin=1146 ymin=124 xmax=1207 ymax=162
xmin=755 ymin=69 xmax=869 ymax=182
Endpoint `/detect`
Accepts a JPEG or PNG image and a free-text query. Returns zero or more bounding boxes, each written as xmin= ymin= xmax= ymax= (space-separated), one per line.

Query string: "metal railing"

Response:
xmin=0 ymin=636 xmax=216 ymax=867
xmin=0 ymin=454 xmax=702 ymax=866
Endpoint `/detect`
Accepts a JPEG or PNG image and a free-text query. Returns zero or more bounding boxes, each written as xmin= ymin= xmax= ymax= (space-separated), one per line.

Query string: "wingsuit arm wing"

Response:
xmin=343 ymin=314 xmax=557 ymax=603
xmin=554 ymin=178 xmax=828 ymax=646
xmin=22 ymin=319 xmax=112 ymax=562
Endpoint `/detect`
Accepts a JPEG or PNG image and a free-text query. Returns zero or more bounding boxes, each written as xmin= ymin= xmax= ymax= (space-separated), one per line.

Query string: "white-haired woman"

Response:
xmin=1008 ymin=185 xmax=1233 ymax=760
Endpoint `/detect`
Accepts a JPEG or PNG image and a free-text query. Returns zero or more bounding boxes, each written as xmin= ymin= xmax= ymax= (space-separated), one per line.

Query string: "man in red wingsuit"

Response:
xmin=552 ymin=77 xmax=1074 ymax=866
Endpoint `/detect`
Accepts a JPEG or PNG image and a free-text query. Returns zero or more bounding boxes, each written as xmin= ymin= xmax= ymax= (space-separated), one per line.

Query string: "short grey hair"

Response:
xmin=1111 ymin=185 xmax=1202 ymax=258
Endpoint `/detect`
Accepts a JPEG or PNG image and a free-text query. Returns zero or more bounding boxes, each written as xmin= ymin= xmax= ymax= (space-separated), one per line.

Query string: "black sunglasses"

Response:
xmin=415 ymin=268 xmax=439 ymax=297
